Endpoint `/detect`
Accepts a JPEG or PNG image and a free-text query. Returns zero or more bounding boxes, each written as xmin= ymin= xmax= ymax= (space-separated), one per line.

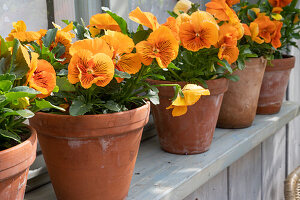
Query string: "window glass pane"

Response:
xmin=0 ymin=0 xmax=48 ymax=37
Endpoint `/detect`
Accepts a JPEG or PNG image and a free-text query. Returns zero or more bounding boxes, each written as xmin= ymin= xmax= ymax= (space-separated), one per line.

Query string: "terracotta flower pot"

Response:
xmin=257 ymin=55 xmax=295 ymax=114
xmin=0 ymin=126 xmax=37 ymax=200
xmin=217 ymin=57 xmax=267 ymax=128
xmin=29 ymin=102 xmax=150 ymax=200
xmin=148 ymin=78 xmax=228 ymax=155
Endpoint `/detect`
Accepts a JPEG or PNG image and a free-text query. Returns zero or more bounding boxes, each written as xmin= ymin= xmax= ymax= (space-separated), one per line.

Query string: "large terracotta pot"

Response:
xmin=0 ymin=126 xmax=37 ymax=200
xmin=257 ymin=55 xmax=295 ymax=114
xmin=29 ymin=102 xmax=150 ymax=200
xmin=217 ymin=57 xmax=267 ymax=128
xmin=148 ymin=78 xmax=228 ymax=155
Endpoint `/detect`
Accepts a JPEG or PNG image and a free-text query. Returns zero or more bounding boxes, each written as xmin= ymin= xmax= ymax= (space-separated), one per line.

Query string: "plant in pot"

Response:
xmin=215 ymin=0 xmax=283 ymax=128
xmin=255 ymin=0 xmax=300 ymax=114
xmin=17 ymin=8 xmax=201 ymax=200
xmin=128 ymin=1 xmax=247 ymax=154
xmin=0 ymin=34 xmax=61 ymax=200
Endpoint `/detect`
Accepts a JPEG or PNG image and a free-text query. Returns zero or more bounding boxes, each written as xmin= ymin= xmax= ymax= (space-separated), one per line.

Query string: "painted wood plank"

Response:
xmin=229 ymin=145 xmax=262 ymax=200
xmin=184 ymin=169 xmax=228 ymax=200
xmin=262 ymin=128 xmax=286 ymax=200
xmin=25 ymin=102 xmax=300 ymax=200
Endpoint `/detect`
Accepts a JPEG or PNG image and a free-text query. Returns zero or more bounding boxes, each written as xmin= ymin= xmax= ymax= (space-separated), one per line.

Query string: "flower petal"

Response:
xmin=117 ymin=53 xmax=141 ymax=74
xmin=69 ymin=38 xmax=113 ymax=58
xmin=89 ymin=13 xmax=121 ymax=31
xmin=101 ymin=30 xmax=135 ymax=54
xmin=135 ymin=41 xmax=154 ymax=66
xmin=129 ymin=7 xmax=160 ymax=30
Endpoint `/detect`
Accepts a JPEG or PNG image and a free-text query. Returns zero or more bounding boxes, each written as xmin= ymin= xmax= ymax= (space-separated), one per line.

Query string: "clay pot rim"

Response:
xmin=244 ymin=57 xmax=266 ymax=68
xmin=0 ymin=125 xmax=36 ymax=156
xmin=266 ymin=55 xmax=295 ymax=71
xmin=34 ymin=101 xmax=150 ymax=119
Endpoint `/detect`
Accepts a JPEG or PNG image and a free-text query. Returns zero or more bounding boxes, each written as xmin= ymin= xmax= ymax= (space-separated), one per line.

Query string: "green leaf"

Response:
xmin=56 ymin=76 xmax=75 ymax=92
xmin=0 ymin=57 xmax=11 ymax=74
xmin=167 ymin=10 xmax=178 ymax=18
xmin=167 ymin=62 xmax=181 ymax=70
xmin=0 ymin=95 xmax=6 ymax=103
xmin=42 ymin=28 xmax=58 ymax=47
xmin=3 ymin=108 xmax=34 ymax=118
xmin=132 ymin=29 xmax=152 ymax=44
xmin=114 ymin=69 xmax=131 ymax=79
xmin=52 ymin=43 xmax=66 ymax=58
xmin=0 ymin=129 xmax=21 ymax=143
xmin=9 ymin=39 xmax=20 ymax=73
xmin=69 ymin=96 xmax=92 ymax=116
xmin=0 ymin=74 xmax=16 ymax=82
xmin=34 ymin=99 xmax=65 ymax=111
xmin=145 ymin=89 xmax=159 ymax=105
xmin=0 ymin=80 xmax=12 ymax=92
xmin=0 ymin=37 xmax=8 ymax=55
xmin=247 ymin=9 xmax=257 ymax=21
xmin=226 ymin=75 xmax=240 ymax=82
xmin=102 ymin=7 xmax=128 ymax=34
xmin=5 ymin=87 xmax=40 ymax=102
xmin=148 ymin=74 xmax=166 ymax=80
xmin=218 ymin=60 xmax=233 ymax=73
xmin=104 ymin=100 xmax=122 ymax=112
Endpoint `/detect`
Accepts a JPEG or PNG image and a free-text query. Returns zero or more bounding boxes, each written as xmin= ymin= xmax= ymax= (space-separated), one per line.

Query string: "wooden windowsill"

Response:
xmin=24 ymin=101 xmax=300 ymax=200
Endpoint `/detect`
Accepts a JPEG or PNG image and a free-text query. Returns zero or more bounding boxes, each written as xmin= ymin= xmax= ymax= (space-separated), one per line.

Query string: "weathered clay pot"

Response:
xmin=29 ymin=102 xmax=150 ymax=200
xmin=217 ymin=57 xmax=267 ymax=128
xmin=0 ymin=126 xmax=37 ymax=200
xmin=257 ymin=55 xmax=295 ymax=114
xmin=148 ymin=78 xmax=228 ymax=155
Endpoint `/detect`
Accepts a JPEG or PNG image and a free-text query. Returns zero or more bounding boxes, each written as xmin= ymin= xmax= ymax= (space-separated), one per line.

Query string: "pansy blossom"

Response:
xmin=167 ymin=84 xmax=210 ymax=117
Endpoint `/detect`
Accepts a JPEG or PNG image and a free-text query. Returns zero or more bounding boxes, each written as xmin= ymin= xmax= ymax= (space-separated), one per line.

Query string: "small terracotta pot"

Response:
xmin=148 ymin=78 xmax=228 ymax=155
xmin=257 ymin=55 xmax=295 ymax=114
xmin=217 ymin=57 xmax=267 ymax=128
xmin=29 ymin=103 xmax=150 ymax=200
xmin=0 ymin=126 xmax=37 ymax=200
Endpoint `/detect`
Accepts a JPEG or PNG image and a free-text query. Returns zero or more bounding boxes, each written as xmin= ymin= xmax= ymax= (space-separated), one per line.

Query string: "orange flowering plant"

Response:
xmin=144 ymin=0 xmax=249 ymax=86
xmin=232 ymin=0 xmax=298 ymax=59
xmin=0 ymin=36 xmax=63 ymax=150
xmin=8 ymin=8 xmax=204 ymax=117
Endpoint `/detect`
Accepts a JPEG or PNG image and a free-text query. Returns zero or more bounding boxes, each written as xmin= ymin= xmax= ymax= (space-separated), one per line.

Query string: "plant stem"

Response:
xmin=168 ymin=68 xmax=183 ymax=81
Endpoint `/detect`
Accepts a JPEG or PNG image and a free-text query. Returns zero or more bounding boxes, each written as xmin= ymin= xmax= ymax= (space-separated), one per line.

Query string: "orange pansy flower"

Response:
xmin=68 ymin=50 xmax=114 ymax=89
xmin=206 ymin=0 xmax=244 ymax=39
xmin=226 ymin=0 xmax=240 ymax=7
xmin=179 ymin=11 xmax=219 ymax=51
xmin=6 ymin=21 xmax=41 ymax=42
xmin=249 ymin=22 xmax=265 ymax=44
xmin=27 ymin=54 xmax=56 ymax=98
xmin=271 ymin=21 xmax=283 ymax=49
xmin=136 ymin=26 xmax=179 ymax=69
xmin=218 ymin=44 xmax=239 ymax=64
xmin=162 ymin=17 xmax=180 ymax=41
xmin=206 ymin=0 xmax=230 ymax=21
xmin=129 ymin=7 xmax=160 ymax=31
xmin=101 ymin=31 xmax=141 ymax=79
xmin=253 ymin=15 xmax=276 ymax=43
xmin=272 ymin=7 xmax=283 ymax=13
xmin=268 ymin=0 xmax=292 ymax=8
xmin=167 ymin=84 xmax=210 ymax=117
xmin=88 ymin=13 xmax=121 ymax=32
xmin=242 ymin=23 xmax=251 ymax=36
xmin=173 ymin=0 xmax=192 ymax=15
xmin=217 ymin=23 xmax=239 ymax=64
xmin=68 ymin=38 xmax=115 ymax=88
xmin=218 ymin=23 xmax=238 ymax=46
